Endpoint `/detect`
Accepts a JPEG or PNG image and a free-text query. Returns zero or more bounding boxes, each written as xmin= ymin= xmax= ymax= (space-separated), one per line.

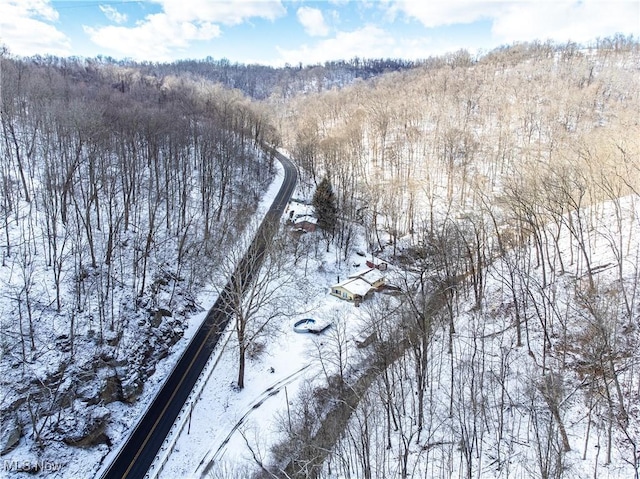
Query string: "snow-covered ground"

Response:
xmin=0 ymin=146 xmax=392 ymax=479
xmin=1 ymin=155 xmax=282 ymax=479
xmin=154 ymin=299 xmax=348 ymax=479
xmin=94 ymin=157 xmax=291 ymax=479
xmin=145 ymin=159 xmax=416 ymax=479
xmin=142 ymin=185 xmax=640 ymax=479
xmin=3 ymin=148 xmax=637 ymax=479
xmin=314 ymin=194 xmax=640 ymax=479
xmin=154 ymin=212 xmax=393 ymax=478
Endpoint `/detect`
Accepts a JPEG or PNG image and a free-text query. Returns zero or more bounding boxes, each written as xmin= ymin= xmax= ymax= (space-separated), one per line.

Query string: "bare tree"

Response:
xmin=218 ymin=226 xmax=296 ymax=389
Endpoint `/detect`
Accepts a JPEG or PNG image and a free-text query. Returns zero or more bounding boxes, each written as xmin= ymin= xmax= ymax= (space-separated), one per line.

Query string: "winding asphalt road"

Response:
xmin=98 ymin=150 xmax=298 ymax=479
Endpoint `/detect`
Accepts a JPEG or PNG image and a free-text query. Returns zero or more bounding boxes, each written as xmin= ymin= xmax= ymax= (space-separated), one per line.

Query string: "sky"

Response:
xmin=0 ymin=0 xmax=638 ymax=66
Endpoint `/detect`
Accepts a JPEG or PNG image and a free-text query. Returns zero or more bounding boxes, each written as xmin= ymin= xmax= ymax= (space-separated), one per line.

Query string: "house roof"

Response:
xmin=349 ymin=268 xmax=384 ymax=285
xmin=290 ymin=202 xmax=315 ymax=219
xmin=367 ymin=256 xmax=387 ymax=266
xmin=333 ymin=278 xmax=372 ymax=297
xmin=294 ymin=214 xmax=317 ymax=225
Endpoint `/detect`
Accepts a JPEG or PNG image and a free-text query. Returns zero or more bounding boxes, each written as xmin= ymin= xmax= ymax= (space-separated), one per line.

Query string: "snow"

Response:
xmin=348 ymin=267 xmax=384 ymax=285
xmin=0 ymin=152 xmax=284 ymax=479
xmin=2 ymin=47 xmax=637 ymax=479
xmin=95 ymin=155 xmax=289 ymax=479
xmin=294 ymin=214 xmax=317 ymax=225
xmin=0 ymin=140 xmax=374 ymax=479
xmin=154 ymin=229 xmax=381 ymax=479
xmin=2 ymin=156 xmax=637 ymax=479
xmin=155 ymin=318 xmax=317 ymax=479
xmin=366 ymin=256 xmax=387 ymax=268
xmin=316 ymin=194 xmax=640 ymax=479
xmin=150 ymin=162 xmax=407 ymax=479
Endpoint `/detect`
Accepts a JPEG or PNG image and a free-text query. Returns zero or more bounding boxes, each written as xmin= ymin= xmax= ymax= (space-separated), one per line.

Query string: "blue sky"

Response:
xmin=1 ymin=1 xmax=638 ymax=65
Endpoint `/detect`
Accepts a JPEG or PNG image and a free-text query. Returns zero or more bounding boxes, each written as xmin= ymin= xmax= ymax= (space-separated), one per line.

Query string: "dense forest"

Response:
xmin=1 ymin=35 xmax=639 ymax=478
xmin=0 ymin=51 xmax=279 ymax=466
xmin=265 ymin=37 xmax=640 ymax=479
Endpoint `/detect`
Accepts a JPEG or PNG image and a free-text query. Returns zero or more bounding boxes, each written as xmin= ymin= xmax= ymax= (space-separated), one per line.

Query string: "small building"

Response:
xmin=287 ymin=200 xmax=318 ymax=234
xmin=330 ymin=277 xmax=373 ymax=302
xmin=366 ymin=256 xmax=388 ymax=271
xmin=293 ymin=215 xmax=317 ymax=233
xmin=330 ymin=268 xmax=386 ymax=303
xmin=348 ymin=268 xmax=385 ymax=289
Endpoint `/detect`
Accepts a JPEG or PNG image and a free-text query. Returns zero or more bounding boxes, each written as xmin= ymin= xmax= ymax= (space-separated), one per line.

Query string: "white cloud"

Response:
xmin=297 ymin=6 xmax=330 ymax=36
xmin=492 ymin=1 xmax=640 ymax=45
xmin=85 ymin=0 xmax=286 ymax=61
xmin=276 ymin=25 xmax=396 ymax=65
xmin=150 ymin=0 xmax=286 ymax=25
xmin=390 ymin=0 xmax=639 ymax=45
xmin=274 ymin=24 xmax=474 ymax=66
xmin=0 ymin=0 xmax=70 ymax=56
xmin=388 ymin=0 xmax=501 ymax=28
xmin=99 ymin=5 xmax=128 ymax=24
xmin=84 ymin=13 xmax=221 ymax=61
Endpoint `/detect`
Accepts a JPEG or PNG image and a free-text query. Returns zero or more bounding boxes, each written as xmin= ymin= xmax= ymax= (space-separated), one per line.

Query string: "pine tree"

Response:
xmin=312 ymin=177 xmax=338 ymax=234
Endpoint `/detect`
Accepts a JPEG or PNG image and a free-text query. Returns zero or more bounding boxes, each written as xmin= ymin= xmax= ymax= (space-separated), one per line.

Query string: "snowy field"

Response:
xmin=154 ymin=286 xmax=363 ymax=479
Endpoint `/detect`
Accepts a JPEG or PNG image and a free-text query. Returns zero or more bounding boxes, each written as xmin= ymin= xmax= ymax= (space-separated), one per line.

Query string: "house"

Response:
xmin=287 ymin=200 xmax=318 ymax=233
xmin=348 ymin=268 xmax=385 ymax=289
xmin=293 ymin=214 xmax=317 ymax=233
xmin=330 ymin=277 xmax=373 ymax=302
xmin=330 ymin=268 xmax=386 ymax=303
xmin=366 ymin=256 xmax=388 ymax=271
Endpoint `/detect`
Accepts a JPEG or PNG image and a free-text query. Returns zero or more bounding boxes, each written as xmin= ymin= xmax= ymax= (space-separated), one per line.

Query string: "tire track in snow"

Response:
xmin=196 ymin=364 xmax=311 ymax=477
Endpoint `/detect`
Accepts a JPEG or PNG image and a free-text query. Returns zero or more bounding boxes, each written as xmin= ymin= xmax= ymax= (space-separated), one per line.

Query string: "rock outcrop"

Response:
xmin=60 ymin=406 xmax=111 ymax=448
xmin=0 ymin=412 xmax=22 ymax=455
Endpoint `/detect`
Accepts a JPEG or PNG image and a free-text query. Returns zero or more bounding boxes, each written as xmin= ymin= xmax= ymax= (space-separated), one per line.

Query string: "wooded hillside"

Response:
xmin=267 ymin=38 xmax=640 ymax=479
xmin=1 ymin=37 xmax=639 ymax=478
xmin=0 ymin=55 xmax=277 ymax=464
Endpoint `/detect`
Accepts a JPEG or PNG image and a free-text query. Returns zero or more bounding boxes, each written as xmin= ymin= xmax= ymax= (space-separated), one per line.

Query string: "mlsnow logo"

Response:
xmin=3 ymin=459 xmax=63 ymax=472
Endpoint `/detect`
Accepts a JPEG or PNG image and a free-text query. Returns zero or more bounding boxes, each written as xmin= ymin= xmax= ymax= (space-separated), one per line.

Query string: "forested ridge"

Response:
xmin=1 ymin=36 xmax=639 ymax=478
xmin=266 ymin=38 xmax=640 ymax=479
xmin=0 ymin=53 xmax=279 ymax=470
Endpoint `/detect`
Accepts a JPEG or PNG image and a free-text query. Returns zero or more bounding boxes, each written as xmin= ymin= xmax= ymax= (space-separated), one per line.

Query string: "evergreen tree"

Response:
xmin=312 ymin=177 xmax=338 ymax=234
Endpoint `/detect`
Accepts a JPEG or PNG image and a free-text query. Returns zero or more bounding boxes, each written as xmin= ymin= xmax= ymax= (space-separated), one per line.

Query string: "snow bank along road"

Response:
xmin=98 ymin=150 xmax=298 ymax=479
